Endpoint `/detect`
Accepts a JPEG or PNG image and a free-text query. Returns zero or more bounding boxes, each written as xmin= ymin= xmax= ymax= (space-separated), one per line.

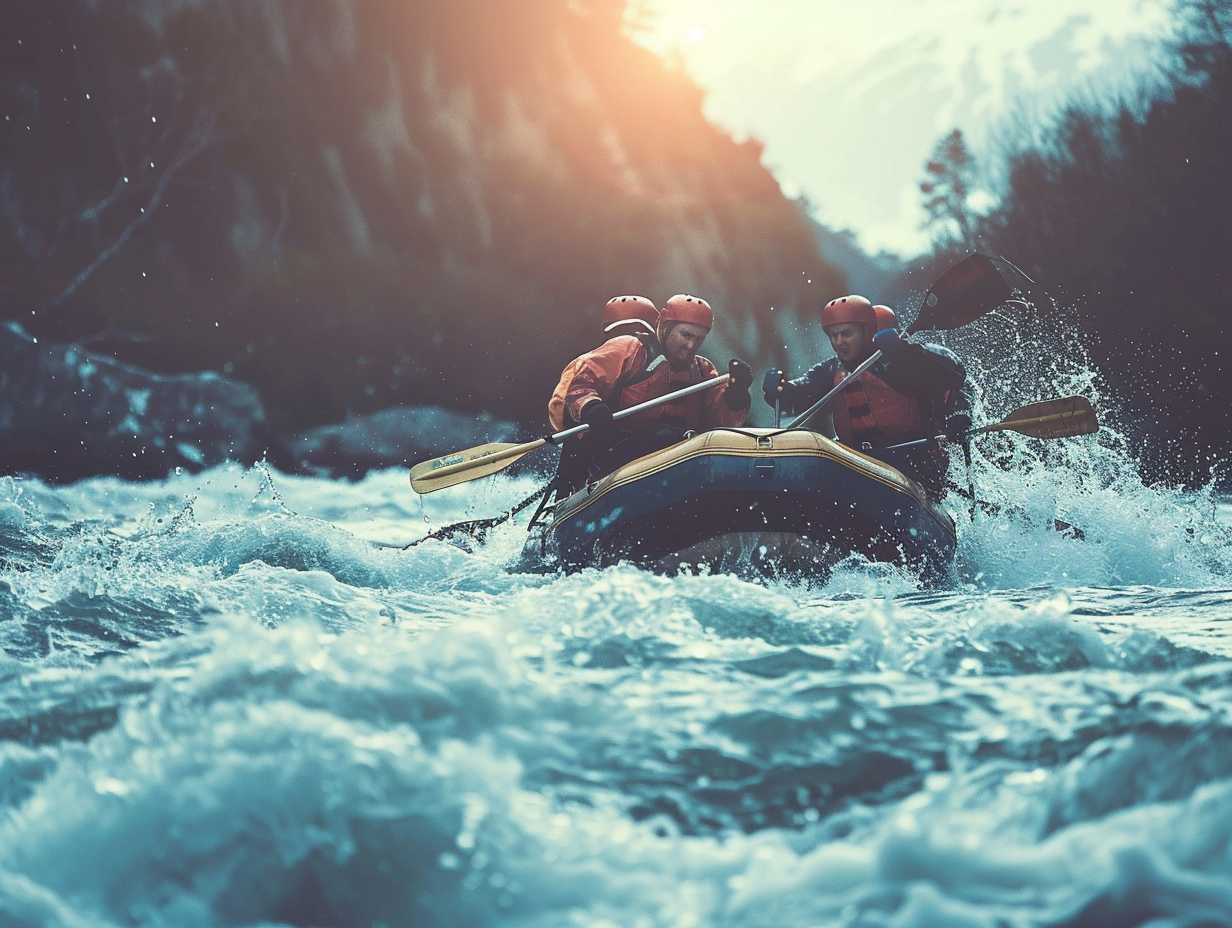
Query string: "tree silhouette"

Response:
xmin=919 ymin=129 xmax=978 ymax=247
xmin=1174 ymin=0 xmax=1231 ymax=75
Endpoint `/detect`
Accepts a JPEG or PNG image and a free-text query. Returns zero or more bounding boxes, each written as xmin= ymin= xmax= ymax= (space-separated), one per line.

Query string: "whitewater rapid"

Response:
xmin=1 ymin=459 xmax=1230 ymax=927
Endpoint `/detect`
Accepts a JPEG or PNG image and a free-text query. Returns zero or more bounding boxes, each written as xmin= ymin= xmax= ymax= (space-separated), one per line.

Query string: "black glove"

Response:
xmin=726 ymin=358 xmax=752 ymax=408
xmin=762 ymin=367 xmax=785 ymax=402
xmin=580 ymin=401 xmax=615 ymax=439
xmin=944 ymin=413 xmax=973 ymax=441
xmin=727 ymin=358 xmax=753 ymax=391
xmin=762 ymin=367 xmax=797 ymax=410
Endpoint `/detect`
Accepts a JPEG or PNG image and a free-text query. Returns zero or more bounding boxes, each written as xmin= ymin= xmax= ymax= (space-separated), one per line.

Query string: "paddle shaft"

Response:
xmin=420 ymin=373 xmax=731 ymax=482
xmin=572 ymin=371 xmax=729 ymax=435
xmin=786 ymin=349 xmax=882 ymax=430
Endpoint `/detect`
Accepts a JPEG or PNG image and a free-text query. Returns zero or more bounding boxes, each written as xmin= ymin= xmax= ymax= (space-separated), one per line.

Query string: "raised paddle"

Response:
xmin=906 ymin=253 xmax=1020 ymax=336
xmin=882 ymin=396 xmax=1100 ymax=450
xmin=409 ymin=372 xmax=731 ymax=494
xmin=788 ymin=253 xmax=1018 ymax=431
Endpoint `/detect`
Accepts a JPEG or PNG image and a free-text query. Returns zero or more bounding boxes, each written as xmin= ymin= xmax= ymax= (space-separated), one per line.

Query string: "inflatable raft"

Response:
xmin=522 ymin=428 xmax=956 ymax=582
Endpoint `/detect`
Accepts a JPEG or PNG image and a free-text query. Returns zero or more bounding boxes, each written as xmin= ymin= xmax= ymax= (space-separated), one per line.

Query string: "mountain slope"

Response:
xmin=2 ymin=0 xmax=844 ymax=433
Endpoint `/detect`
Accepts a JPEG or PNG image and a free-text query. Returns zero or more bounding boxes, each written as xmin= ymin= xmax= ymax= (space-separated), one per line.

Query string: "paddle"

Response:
xmin=788 ymin=254 xmax=1016 ymax=430
xmin=409 ymin=372 xmax=731 ymax=495
xmin=975 ymin=395 xmax=1099 ymax=439
xmin=883 ymin=396 xmax=1100 ymax=450
xmin=906 ymin=253 xmax=1019 ymax=336
xmin=880 ymin=396 xmax=1098 ymax=540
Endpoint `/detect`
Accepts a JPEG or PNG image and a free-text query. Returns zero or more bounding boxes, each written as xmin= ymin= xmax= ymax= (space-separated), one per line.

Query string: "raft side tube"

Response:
xmin=529 ymin=429 xmax=955 ymax=580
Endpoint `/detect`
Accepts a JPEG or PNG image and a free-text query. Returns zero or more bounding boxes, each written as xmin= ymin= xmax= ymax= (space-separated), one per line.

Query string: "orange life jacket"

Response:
xmin=548 ymin=332 xmax=665 ymax=430
xmin=613 ymin=352 xmax=712 ymax=428
xmin=562 ymin=333 xmax=746 ymax=434
xmin=831 ymin=367 xmax=930 ymax=446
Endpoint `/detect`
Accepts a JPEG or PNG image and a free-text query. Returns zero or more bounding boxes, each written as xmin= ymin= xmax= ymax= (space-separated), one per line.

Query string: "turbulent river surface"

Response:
xmin=1 ymin=453 xmax=1231 ymax=927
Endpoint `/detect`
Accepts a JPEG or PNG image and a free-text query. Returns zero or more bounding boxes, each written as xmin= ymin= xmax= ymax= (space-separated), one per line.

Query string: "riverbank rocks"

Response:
xmin=0 ymin=323 xmax=269 ymax=482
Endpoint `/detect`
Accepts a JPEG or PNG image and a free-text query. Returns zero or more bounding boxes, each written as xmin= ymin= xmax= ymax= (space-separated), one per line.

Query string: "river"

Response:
xmin=1 ymin=454 xmax=1230 ymax=926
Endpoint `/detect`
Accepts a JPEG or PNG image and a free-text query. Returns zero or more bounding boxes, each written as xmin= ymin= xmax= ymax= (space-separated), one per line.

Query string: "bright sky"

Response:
xmin=634 ymin=0 xmax=1172 ymax=254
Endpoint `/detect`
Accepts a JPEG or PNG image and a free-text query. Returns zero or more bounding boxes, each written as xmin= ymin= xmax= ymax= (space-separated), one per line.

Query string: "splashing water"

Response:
xmin=910 ymin=287 xmax=1232 ymax=589
xmin=1 ymin=370 xmax=1231 ymax=928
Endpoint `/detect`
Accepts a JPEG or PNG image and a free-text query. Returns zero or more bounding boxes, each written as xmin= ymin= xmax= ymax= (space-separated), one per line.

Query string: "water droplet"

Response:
xmin=94 ymin=777 xmax=130 ymax=796
xmin=958 ymin=657 xmax=983 ymax=675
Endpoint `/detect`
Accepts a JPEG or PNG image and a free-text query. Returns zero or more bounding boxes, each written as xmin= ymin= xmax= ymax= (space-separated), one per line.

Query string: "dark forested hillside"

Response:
xmin=895 ymin=2 xmax=1230 ymax=484
xmin=1 ymin=1 xmax=843 ymax=435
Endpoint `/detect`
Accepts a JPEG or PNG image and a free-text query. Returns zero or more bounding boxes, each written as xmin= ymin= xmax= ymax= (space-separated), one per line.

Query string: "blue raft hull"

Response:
xmin=524 ymin=428 xmax=956 ymax=582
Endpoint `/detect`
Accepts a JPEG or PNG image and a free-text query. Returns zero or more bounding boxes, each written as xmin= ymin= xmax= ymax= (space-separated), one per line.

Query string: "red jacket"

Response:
xmin=548 ymin=355 xmax=587 ymax=432
xmin=563 ymin=335 xmax=747 ymax=431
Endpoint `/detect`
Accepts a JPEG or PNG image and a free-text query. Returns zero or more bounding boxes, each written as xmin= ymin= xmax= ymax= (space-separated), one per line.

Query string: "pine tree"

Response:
xmin=919 ymin=129 xmax=977 ymax=246
xmin=1174 ymin=0 xmax=1231 ymax=76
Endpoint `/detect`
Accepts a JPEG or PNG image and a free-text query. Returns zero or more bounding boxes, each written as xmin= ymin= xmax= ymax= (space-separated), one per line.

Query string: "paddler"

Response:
xmin=547 ymin=295 xmax=661 ymax=494
xmin=557 ymin=293 xmax=752 ymax=493
xmin=764 ymin=294 xmax=972 ymax=499
xmin=547 ymin=295 xmax=660 ymax=434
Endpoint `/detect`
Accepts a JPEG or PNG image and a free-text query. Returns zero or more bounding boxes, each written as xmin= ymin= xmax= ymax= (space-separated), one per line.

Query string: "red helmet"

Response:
xmin=872 ymin=304 xmax=898 ymax=332
xmin=819 ymin=294 xmax=876 ymax=331
xmin=658 ymin=293 xmax=713 ymax=340
xmin=602 ymin=295 xmax=658 ymax=334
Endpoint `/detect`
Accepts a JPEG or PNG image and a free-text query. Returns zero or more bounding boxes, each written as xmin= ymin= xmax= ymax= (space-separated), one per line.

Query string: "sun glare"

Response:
xmin=633 ymin=0 xmax=1173 ymax=253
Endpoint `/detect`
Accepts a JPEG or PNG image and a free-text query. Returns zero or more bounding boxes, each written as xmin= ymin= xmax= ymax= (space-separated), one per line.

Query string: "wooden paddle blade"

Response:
xmin=909 ymin=254 xmax=1012 ymax=334
xmin=409 ymin=441 xmax=530 ymax=494
xmin=997 ymin=395 xmax=1099 ymax=439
